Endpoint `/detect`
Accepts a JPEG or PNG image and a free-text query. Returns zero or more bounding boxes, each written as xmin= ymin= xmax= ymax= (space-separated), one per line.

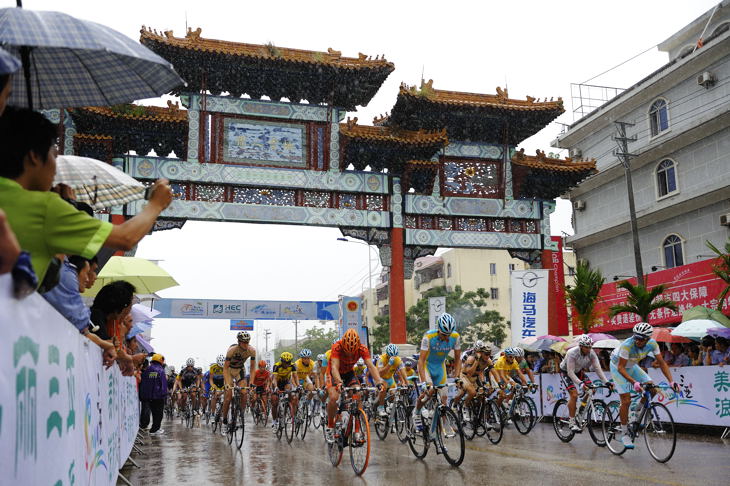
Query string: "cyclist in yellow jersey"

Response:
xmin=294 ymin=348 xmax=316 ymax=403
xmin=375 ymin=344 xmax=408 ymax=417
xmin=208 ymin=355 xmax=226 ymax=424
xmin=270 ymin=351 xmax=297 ymax=429
xmin=494 ymin=348 xmax=528 ymax=407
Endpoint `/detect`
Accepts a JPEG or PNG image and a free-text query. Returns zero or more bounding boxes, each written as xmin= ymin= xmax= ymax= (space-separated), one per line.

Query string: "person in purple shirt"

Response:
xmin=140 ymin=354 xmax=168 ymax=434
xmin=706 ymin=337 xmax=729 ymax=366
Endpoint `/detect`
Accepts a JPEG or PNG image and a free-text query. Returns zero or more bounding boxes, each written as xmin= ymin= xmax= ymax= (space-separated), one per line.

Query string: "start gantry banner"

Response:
xmin=0 ymin=275 xmax=139 ymax=486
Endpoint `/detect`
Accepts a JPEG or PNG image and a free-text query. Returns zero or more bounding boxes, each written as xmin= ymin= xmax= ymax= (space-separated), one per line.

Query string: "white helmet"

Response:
xmin=216 ymin=354 xmax=225 ymax=366
xmin=576 ymin=335 xmax=593 ymax=347
xmin=474 ymin=340 xmax=489 ymax=352
xmin=514 ymin=347 xmax=525 ymax=358
xmin=185 ymin=358 xmax=195 ymax=367
xmin=632 ymin=322 xmax=653 ymax=338
xmin=356 ymin=358 xmax=365 ymax=366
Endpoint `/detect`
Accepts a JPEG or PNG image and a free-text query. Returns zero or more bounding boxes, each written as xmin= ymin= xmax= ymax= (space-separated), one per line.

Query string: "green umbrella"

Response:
xmin=682 ymin=305 xmax=730 ymax=327
xmin=82 ymin=256 xmax=178 ymax=297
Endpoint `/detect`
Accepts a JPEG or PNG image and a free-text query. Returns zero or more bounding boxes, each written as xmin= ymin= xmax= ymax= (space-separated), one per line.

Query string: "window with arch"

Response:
xmin=711 ymin=22 xmax=729 ymax=37
xmin=656 ymin=159 xmax=678 ymax=197
xmin=447 ymin=263 xmax=452 ymax=278
xmin=649 ymin=99 xmax=669 ymax=137
xmin=663 ymin=235 xmax=684 ymax=268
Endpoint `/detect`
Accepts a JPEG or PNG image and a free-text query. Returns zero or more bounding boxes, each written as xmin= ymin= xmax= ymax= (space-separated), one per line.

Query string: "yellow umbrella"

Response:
xmin=83 ymin=256 xmax=178 ymax=297
xmin=550 ymin=341 xmax=574 ymax=355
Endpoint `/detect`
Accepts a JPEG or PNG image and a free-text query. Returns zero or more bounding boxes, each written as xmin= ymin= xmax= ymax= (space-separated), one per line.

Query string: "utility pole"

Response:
xmin=264 ymin=329 xmax=272 ymax=353
xmin=293 ymin=320 xmax=299 ymax=352
xmin=613 ymin=121 xmax=645 ymax=287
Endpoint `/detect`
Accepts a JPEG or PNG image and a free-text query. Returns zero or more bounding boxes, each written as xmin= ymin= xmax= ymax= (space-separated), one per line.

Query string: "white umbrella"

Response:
xmin=54 ymin=155 xmax=145 ymax=209
xmin=131 ymin=303 xmax=160 ymax=324
xmin=592 ymin=339 xmax=621 ymax=349
xmin=671 ymin=319 xmax=723 ymax=340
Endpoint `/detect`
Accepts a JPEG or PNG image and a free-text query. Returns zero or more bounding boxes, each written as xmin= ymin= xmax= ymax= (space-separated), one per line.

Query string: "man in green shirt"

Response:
xmin=0 ymin=107 xmax=173 ymax=286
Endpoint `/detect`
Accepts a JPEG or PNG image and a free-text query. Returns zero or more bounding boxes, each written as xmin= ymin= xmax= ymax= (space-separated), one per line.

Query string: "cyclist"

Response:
xmin=377 ymin=344 xmax=408 ymax=416
xmin=270 ymin=351 xmax=297 ymax=429
xmin=353 ymin=358 xmax=367 ymax=385
xmin=325 ymin=328 xmax=384 ymax=443
xmin=513 ymin=347 xmax=537 ymax=385
xmin=250 ymin=359 xmax=271 ymax=416
xmin=209 ymin=355 xmax=226 ymax=423
xmin=196 ymin=367 xmax=207 ymax=414
xmin=454 ymin=340 xmax=493 ymax=420
xmin=413 ymin=313 xmax=462 ymax=430
xmin=222 ymin=331 xmax=258 ymax=426
xmin=559 ymin=335 xmax=612 ymax=432
xmin=493 ymin=348 xmax=528 ymax=408
xmin=173 ymin=358 xmax=200 ymax=412
xmin=294 ymin=348 xmax=317 ymax=404
xmin=611 ymin=322 xmax=677 ymax=449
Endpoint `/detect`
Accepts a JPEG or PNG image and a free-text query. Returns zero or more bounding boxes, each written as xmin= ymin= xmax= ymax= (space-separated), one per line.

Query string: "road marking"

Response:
xmin=465 ymin=444 xmax=684 ymax=486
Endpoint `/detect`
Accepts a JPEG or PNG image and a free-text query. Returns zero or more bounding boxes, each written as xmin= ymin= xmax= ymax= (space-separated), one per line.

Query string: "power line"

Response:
xmin=581 ymin=44 xmax=658 ymax=84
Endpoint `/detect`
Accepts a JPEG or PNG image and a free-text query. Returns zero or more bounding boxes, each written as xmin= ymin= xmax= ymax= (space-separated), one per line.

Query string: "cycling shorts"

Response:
xmin=255 ymin=385 xmax=267 ymax=394
xmin=610 ymin=362 xmax=650 ymax=395
xmin=384 ymin=376 xmax=396 ymax=389
xmin=425 ymin=361 xmax=447 ymax=386
xmin=325 ymin=370 xmax=358 ymax=389
xmin=559 ymin=369 xmax=592 ymax=392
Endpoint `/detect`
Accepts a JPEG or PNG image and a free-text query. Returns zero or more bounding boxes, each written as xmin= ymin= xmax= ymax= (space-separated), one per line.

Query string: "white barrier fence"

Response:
xmin=0 ymin=275 xmax=139 ymax=486
xmin=538 ymin=367 xmax=730 ymax=426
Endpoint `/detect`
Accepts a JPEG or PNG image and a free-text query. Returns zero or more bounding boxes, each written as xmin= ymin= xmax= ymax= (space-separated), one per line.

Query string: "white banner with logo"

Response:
xmin=538 ymin=367 xmax=730 ymax=426
xmin=428 ymin=296 xmax=446 ymax=330
xmin=510 ymin=270 xmax=549 ymax=346
xmin=0 ymin=275 xmax=139 ymax=486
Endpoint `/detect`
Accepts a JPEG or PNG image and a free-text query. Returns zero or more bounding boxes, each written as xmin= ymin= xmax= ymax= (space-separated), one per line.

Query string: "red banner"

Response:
xmin=543 ymin=236 xmax=569 ymax=336
xmin=589 ymin=258 xmax=730 ymax=332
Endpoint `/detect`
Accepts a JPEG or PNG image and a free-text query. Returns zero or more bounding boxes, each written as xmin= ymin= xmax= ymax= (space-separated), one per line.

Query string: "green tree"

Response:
xmin=608 ymin=280 xmax=678 ymax=323
xmin=564 ymin=260 xmax=605 ymax=333
xmin=371 ymin=314 xmax=391 ymax=355
xmin=706 ymin=238 xmax=730 ymax=311
xmin=272 ymin=323 xmax=338 ymax=359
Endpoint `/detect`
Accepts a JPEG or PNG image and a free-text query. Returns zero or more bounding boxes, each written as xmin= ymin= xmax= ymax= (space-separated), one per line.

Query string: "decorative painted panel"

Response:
xmin=303 ymin=191 xmax=331 ymax=208
xmin=406 ymin=229 xmax=540 ymax=249
xmin=444 ymin=142 xmax=503 ymax=159
xmin=188 ymin=94 xmax=331 ymax=122
xmin=221 ymin=118 xmax=306 ymax=167
xmin=443 ymin=159 xmax=501 ymax=197
xmin=126 ymin=157 xmax=388 ymax=194
xmin=391 ymin=177 xmax=403 ymax=228
xmin=541 ymin=201 xmax=558 ymax=251
xmin=405 ymin=195 xmax=540 ymax=219
xmin=366 ymin=195 xmax=385 ymax=211
xmin=123 ymin=199 xmax=390 ymax=228
xmin=232 ymin=187 xmax=296 ymax=206
xmin=194 ymin=184 xmax=226 ymax=202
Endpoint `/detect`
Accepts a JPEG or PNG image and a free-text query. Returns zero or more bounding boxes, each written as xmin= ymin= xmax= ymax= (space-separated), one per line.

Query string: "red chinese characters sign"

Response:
xmin=588 ymin=258 xmax=730 ymax=333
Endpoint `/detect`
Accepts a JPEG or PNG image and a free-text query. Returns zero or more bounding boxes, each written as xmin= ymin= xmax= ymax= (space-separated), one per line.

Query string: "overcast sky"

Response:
xmin=14 ymin=0 xmax=719 ymax=368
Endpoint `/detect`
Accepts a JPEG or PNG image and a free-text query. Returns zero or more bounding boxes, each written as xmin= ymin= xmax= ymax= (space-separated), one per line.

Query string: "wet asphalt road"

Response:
xmin=121 ymin=413 xmax=730 ymax=485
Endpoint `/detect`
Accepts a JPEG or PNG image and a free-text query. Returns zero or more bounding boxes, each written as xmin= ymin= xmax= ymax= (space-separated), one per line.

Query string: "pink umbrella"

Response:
xmin=536 ymin=335 xmax=566 ymax=342
xmin=588 ymin=333 xmax=614 ymax=342
xmin=520 ymin=336 xmax=538 ymax=345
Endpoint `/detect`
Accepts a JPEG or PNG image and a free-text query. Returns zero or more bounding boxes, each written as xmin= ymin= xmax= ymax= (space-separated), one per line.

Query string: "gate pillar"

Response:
xmin=389 ymin=226 xmax=407 ymax=344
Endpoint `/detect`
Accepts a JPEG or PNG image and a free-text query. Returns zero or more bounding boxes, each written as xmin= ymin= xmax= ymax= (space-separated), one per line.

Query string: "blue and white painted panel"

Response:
xmin=187 ymin=94 xmax=330 ymax=122
xmin=405 ymin=195 xmax=540 ymax=219
xmin=405 ymin=229 xmax=541 ymax=249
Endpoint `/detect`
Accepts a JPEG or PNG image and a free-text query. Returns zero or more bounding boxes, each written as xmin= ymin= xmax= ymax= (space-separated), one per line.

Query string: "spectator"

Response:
xmin=597 ymin=349 xmax=611 ymax=371
xmin=688 ymin=344 xmax=702 ymax=366
xmin=140 ymin=353 xmax=168 ymax=435
xmin=0 ymin=106 xmax=173 ymax=290
xmin=700 ymin=336 xmax=715 ymax=365
xmin=669 ymin=342 xmax=689 ymax=367
xmin=0 ymin=208 xmax=20 ymax=274
xmin=659 ymin=342 xmax=675 ymax=366
xmin=706 ymin=337 xmax=729 ymax=366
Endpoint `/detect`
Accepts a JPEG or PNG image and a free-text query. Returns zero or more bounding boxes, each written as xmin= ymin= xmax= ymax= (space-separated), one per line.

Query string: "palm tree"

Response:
xmin=706 ymin=238 xmax=730 ymax=311
xmin=608 ymin=280 xmax=678 ymax=323
xmin=565 ymin=260 xmax=605 ymax=333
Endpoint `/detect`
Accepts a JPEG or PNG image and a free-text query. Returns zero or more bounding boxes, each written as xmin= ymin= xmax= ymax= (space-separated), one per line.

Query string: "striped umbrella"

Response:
xmin=0 ymin=7 xmax=182 ymax=109
xmin=54 ymin=155 xmax=145 ymax=209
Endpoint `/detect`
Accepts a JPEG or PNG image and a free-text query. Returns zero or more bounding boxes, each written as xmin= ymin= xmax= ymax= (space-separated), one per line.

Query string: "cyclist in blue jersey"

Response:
xmin=412 ymin=313 xmax=462 ymax=430
xmin=611 ymin=322 xmax=678 ymax=449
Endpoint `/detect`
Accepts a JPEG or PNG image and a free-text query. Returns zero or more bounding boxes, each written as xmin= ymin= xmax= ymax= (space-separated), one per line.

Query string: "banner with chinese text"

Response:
xmin=510 ymin=270 xmax=549 ymax=346
xmin=0 ymin=275 xmax=139 ymax=486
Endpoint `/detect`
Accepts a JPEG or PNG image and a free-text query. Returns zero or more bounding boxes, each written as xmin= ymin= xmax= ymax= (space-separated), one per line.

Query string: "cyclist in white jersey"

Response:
xmin=610 ymin=322 xmax=677 ymax=449
xmin=559 ymin=335 xmax=612 ymax=431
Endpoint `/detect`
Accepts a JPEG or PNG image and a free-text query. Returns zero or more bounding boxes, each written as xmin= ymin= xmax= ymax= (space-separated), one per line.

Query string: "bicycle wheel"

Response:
xmin=643 ymin=402 xmax=676 ymax=463
xmin=601 ymin=404 xmax=626 ymax=455
xmin=300 ymin=401 xmax=310 ymax=440
xmin=395 ymin=403 xmax=409 ymax=443
xmin=327 ymin=415 xmax=344 ymax=467
xmin=512 ymin=398 xmax=534 ymax=435
xmin=437 ymin=407 xmax=465 ymax=467
xmin=312 ymin=400 xmax=322 ymax=429
xmin=283 ymin=401 xmax=295 ymax=444
xmin=552 ymin=399 xmax=575 ymax=443
xmin=587 ymin=400 xmax=607 ymax=447
xmin=482 ymin=400 xmax=503 ymax=445
xmin=227 ymin=404 xmax=237 ymax=445
xmin=348 ymin=408 xmax=371 ymax=476
xmin=458 ymin=402 xmax=476 ymax=440
xmin=252 ymin=401 xmax=261 ymax=426
xmin=235 ymin=409 xmax=245 ymax=449
xmin=374 ymin=411 xmax=389 ymax=441
xmin=526 ymin=396 xmax=539 ymax=431
xmin=407 ymin=412 xmax=429 ymax=459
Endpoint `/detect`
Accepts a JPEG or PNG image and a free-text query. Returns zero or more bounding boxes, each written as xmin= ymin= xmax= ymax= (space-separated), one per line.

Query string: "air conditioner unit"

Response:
xmin=698 ymin=71 xmax=716 ymax=88
xmin=721 ymin=213 xmax=730 ymax=226
xmin=569 ymin=148 xmax=583 ymax=159
xmin=573 ymin=200 xmax=586 ymax=211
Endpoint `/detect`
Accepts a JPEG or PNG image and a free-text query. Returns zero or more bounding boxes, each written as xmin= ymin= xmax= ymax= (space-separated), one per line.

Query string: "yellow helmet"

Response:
xmin=280 ymin=352 xmax=293 ymax=362
xmin=151 ymin=353 xmax=164 ymax=363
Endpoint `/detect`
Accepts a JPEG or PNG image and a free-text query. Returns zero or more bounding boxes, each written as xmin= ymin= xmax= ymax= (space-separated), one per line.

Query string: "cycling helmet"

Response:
xmin=216 ymin=354 xmax=225 ymax=366
xmin=504 ymin=347 xmax=516 ymax=357
xmin=258 ymin=360 xmax=267 ymax=369
xmin=474 ymin=340 xmax=489 ymax=352
xmin=576 ymin=335 xmax=594 ymax=347
xmin=280 ymin=351 xmax=293 ymax=362
xmin=299 ymin=348 xmax=312 ymax=358
xmin=385 ymin=344 xmax=399 ymax=357
xmin=513 ymin=347 xmax=525 ymax=358
xmin=169 ymin=366 xmax=175 ymax=373
xmin=437 ymin=313 xmax=456 ymax=334
xmin=237 ymin=331 xmax=251 ymax=342
xmin=403 ymin=358 xmax=415 ymax=367
xmin=342 ymin=328 xmax=360 ymax=353
xmin=185 ymin=357 xmax=195 ymax=367
xmin=632 ymin=322 xmax=653 ymax=338
xmin=356 ymin=358 xmax=365 ymax=366
xmin=317 ymin=353 xmax=325 ymax=361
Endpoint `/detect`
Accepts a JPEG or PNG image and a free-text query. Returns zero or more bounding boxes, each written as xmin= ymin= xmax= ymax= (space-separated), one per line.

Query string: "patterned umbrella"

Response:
xmin=592 ymin=339 xmax=621 ymax=349
xmin=536 ymin=334 xmax=566 ymax=342
xmin=0 ymin=46 xmax=20 ymax=74
xmin=0 ymin=7 xmax=182 ymax=109
xmin=54 ymin=155 xmax=145 ymax=209
xmin=652 ymin=327 xmax=691 ymax=343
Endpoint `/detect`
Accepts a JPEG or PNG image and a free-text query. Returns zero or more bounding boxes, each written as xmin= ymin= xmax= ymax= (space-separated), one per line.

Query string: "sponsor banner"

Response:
xmin=428 ymin=296 xmax=446 ymax=330
xmin=230 ymin=319 xmax=254 ymax=331
xmin=510 ymin=270 xmax=549 ymax=346
xmin=543 ymin=236 xmax=569 ymax=336
xmin=539 ymin=367 xmax=730 ymax=426
xmin=590 ymin=258 xmax=730 ymax=332
xmin=338 ymin=296 xmax=366 ymax=343
xmin=0 ymin=275 xmax=138 ymax=486
xmin=154 ymin=298 xmax=339 ymax=321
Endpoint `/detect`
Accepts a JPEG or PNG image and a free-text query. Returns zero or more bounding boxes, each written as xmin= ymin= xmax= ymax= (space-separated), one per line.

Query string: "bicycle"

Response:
xmin=294 ymin=388 xmax=313 ymax=440
xmin=602 ymin=383 xmax=677 ymax=463
xmin=311 ymin=390 xmax=325 ymax=430
xmin=499 ymin=383 xmax=535 ymax=435
xmin=274 ymin=390 xmax=295 ymax=444
xmin=374 ymin=386 xmax=411 ymax=442
xmin=553 ymin=383 xmax=614 ymax=446
xmin=407 ymin=383 xmax=465 ymax=467
xmin=210 ymin=390 xmax=224 ymax=434
xmin=226 ymin=386 xmax=246 ymax=449
xmin=327 ymin=386 xmax=372 ymax=476
xmin=252 ymin=389 xmax=269 ymax=426
xmin=454 ymin=382 xmax=503 ymax=444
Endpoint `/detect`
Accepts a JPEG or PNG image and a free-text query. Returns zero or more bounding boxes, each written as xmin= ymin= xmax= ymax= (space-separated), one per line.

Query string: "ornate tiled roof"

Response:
xmin=339 ymin=118 xmax=448 ymax=146
xmin=71 ymin=101 xmax=187 ymax=123
xmin=511 ymin=149 xmax=596 ymax=172
xmin=140 ymin=27 xmax=395 ymax=110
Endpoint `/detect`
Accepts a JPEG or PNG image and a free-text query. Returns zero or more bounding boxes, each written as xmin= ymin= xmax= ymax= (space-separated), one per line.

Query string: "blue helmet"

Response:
xmin=299 ymin=348 xmax=312 ymax=358
xmin=385 ymin=344 xmax=399 ymax=357
xmin=437 ymin=313 xmax=456 ymax=334
xmin=504 ymin=347 xmax=517 ymax=357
